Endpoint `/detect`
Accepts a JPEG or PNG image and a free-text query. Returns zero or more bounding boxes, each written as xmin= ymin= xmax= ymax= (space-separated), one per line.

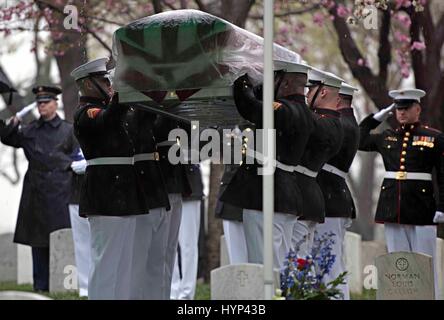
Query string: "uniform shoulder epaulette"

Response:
xmin=86 ymin=107 xmax=102 ymax=119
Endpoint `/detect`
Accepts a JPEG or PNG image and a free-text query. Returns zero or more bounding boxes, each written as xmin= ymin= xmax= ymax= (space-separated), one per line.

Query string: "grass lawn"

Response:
xmin=0 ymin=281 xmax=372 ymax=300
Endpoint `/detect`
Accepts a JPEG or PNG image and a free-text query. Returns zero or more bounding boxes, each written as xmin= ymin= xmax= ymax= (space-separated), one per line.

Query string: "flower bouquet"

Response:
xmin=278 ymin=231 xmax=348 ymax=300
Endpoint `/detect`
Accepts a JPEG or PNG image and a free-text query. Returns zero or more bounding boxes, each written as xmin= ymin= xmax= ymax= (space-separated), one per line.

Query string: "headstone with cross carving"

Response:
xmin=375 ymin=251 xmax=434 ymax=300
xmin=210 ymin=263 xmax=280 ymax=300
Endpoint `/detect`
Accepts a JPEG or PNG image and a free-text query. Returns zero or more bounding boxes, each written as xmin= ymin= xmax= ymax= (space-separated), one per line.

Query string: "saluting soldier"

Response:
xmin=1 ymin=85 xmax=76 ymax=292
xmin=315 ymin=82 xmax=360 ymax=300
xmin=221 ymin=61 xmax=314 ymax=269
xmin=71 ymin=57 xmax=148 ymax=299
xmin=292 ymin=69 xmax=344 ymax=257
xmin=359 ymin=88 xmax=444 ymax=299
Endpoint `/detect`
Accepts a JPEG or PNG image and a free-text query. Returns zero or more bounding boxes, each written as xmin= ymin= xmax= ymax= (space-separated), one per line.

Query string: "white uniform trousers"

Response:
xmin=243 ymin=209 xmax=298 ymax=270
xmin=164 ymin=193 xmax=183 ymax=299
xmin=315 ymin=217 xmax=351 ymax=300
xmin=170 ymin=200 xmax=201 ymax=300
xmin=130 ymin=207 xmax=169 ymax=299
xmin=384 ymin=223 xmax=439 ymax=299
xmin=292 ymin=220 xmax=317 ymax=258
xmin=68 ymin=204 xmax=91 ymax=298
xmin=88 ymin=215 xmax=138 ymax=300
xmin=223 ymin=219 xmax=248 ymax=264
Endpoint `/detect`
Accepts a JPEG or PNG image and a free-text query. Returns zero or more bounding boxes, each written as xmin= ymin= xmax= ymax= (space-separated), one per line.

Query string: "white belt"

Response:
xmin=87 ymin=157 xmax=134 ymax=166
xmin=384 ymin=171 xmax=432 ymax=181
xmin=134 ymin=152 xmax=159 ymax=162
xmin=245 ymin=149 xmax=318 ymax=178
xmin=322 ymin=164 xmax=347 ymax=179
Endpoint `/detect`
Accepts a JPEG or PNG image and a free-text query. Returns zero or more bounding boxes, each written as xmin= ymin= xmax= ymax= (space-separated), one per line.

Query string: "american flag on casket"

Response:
xmin=112 ymin=9 xmax=301 ymax=129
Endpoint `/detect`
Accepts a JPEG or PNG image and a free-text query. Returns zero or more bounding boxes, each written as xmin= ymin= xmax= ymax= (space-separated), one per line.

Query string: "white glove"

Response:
xmin=71 ymin=159 xmax=87 ymax=175
xmin=433 ymin=211 xmax=444 ymax=223
xmin=16 ymin=102 xmax=36 ymax=121
xmin=373 ymin=103 xmax=396 ymax=122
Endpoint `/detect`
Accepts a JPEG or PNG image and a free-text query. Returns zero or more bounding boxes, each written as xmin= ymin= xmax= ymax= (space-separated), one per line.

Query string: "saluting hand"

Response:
xmin=373 ymin=103 xmax=396 ymax=122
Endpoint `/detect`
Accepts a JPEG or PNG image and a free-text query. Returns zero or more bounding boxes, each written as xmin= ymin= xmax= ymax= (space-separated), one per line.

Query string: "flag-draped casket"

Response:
xmin=112 ymin=9 xmax=301 ymax=128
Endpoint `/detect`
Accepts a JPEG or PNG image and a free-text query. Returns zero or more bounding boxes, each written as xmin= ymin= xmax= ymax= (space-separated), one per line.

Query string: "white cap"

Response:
xmin=339 ymin=82 xmax=359 ymax=96
xmin=307 ymin=68 xmax=343 ymax=89
xmin=71 ymin=57 xmax=109 ymax=81
xmin=273 ymin=60 xmax=311 ymax=74
xmin=389 ymin=89 xmax=426 ymax=102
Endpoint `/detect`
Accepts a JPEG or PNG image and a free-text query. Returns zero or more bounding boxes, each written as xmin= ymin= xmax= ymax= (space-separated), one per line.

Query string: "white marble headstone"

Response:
xmin=0 ymin=233 xmax=17 ymax=282
xmin=436 ymin=238 xmax=444 ymax=300
xmin=17 ymin=244 xmax=33 ymax=284
xmin=376 ymin=251 xmax=434 ymax=300
xmin=0 ymin=291 xmax=51 ymax=300
xmin=361 ymin=240 xmax=387 ymax=279
xmin=345 ymin=231 xmax=362 ymax=294
xmin=220 ymin=235 xmax=229 ymax=266
xmin=49 ymin=228 xmax=77 ymax=293
xmin=211 ymin=263 xmax=279 ymax=300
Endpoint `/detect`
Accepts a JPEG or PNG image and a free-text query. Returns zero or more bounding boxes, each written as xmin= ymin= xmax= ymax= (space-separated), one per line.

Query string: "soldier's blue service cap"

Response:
xmin=389 ymin=89 xmax=426 ymax=108
xmin=273 ymin=60 xmax=311 ymax=75
xmin=339 ymin=82 xmax=359 ymax=96
xmin=32 ymin=85 xmax=62 ymax=102
xmin=307 ymin=68 xmax=343 ymax=89
xmin=71 ymin=57 xmax=109 ymax=81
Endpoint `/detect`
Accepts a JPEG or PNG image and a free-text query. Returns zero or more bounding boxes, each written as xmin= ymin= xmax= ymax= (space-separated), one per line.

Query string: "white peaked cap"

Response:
xmin=339 ymin=82 xmax=359 ymax=96
xmin=71 ymin=57 xmax=109 ymax=81
xmin=307 ymin=67 xmax=326 ymax=83
xmin=273 ymin=60 xmax=311 ymax=74
xmin=389 ymin=89 xmax=426 ymax=102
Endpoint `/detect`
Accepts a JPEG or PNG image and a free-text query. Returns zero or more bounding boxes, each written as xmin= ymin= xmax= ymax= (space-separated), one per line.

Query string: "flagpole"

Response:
xmin=263 ymin=0 xmax=275 ymax=300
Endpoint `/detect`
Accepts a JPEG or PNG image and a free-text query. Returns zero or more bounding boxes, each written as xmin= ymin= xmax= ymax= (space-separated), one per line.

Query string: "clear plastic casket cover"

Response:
xmin=112 ymin=9 xmax=301 ymax=96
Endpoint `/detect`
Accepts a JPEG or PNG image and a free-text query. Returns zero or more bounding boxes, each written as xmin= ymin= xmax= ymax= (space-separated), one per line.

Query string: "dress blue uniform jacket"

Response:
xmin=359 ymin=115 xmax=444 ymax=225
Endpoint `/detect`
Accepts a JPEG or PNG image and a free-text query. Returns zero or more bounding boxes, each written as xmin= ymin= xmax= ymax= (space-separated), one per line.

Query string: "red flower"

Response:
xmin=297 ymin=258 xmax=308 ymax=270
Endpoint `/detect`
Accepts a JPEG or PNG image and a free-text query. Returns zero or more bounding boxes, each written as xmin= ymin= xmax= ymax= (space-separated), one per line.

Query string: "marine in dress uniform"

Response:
xmin=359 ymin=88 xmax=444 ymax=299
xmin=292 ymin=69 xmax=344 ymax=257
xmin=71 ymin=58 xmax=148 ymax=299
xmin=171 ymin=164 xmax=204 ymax=300
xmin=215 ymin=124 xmax=253 ymax=265
xmin=68 ymin=147 xmax=90 ymax=298
xmin=315 ymin=82 xmax=360 ymax=300
xmin=153 ymin=115 xmax=192 ymax=300
xmin=221 ymin=61 xmax=315 ymax=269
xmin=0 ymin=85 xmax=76 ymax=292
xmin=125 ymin=107 xmax=170 ymax=299
xmin=216 ymin=164 xmax=249 ymax=264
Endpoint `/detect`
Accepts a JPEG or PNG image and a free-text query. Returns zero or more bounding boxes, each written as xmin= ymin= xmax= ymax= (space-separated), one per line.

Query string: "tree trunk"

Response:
xmin=38 ymin=0 xmax=88 ymax=123
xmin=203 ymin=163 xmax=224 ymax=281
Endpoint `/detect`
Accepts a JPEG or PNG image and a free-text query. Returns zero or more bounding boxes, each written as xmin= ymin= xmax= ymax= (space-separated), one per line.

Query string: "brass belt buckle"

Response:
xmin=154 ymin=152 xmax=160 ymax=161
xmin=396 ymin=171 xmax=407 ymax=180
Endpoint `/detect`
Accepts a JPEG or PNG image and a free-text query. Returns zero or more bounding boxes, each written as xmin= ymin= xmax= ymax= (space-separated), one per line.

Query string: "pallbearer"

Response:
xmin=221 ymin=61 xmax=314 ymax=269
xmin=315 ymin=82 xmax=360 ymax=300
xmin=292 ymin=69 xmax=344 ymax=258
